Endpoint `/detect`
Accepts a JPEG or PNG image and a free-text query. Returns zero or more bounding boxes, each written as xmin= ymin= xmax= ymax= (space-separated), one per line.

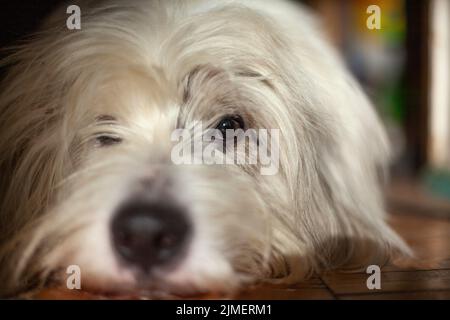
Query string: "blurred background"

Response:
xmin=1 ymin=0 xmax=449 ymax=218
xmin=300 ymin=0 xmax=450 ymax=218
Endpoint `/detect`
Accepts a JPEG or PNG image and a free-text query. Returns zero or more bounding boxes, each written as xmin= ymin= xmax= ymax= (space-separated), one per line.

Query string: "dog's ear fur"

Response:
xmin=0 ymin=40 xmax=68 ymax=243
xmin=249 ymin=2 xmax=413 ymax=276
xmin=299 ymin=64 xmax=412 ymax=273
xmin=0 ymin=39 xmax=70 ymax=296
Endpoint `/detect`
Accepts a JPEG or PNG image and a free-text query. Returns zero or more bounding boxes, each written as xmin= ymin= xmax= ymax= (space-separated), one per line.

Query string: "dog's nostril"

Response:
xmin=111 ymin=200 xmax=191 ymax=272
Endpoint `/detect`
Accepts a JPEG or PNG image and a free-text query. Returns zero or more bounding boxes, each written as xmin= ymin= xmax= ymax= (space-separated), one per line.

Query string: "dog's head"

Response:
xmin=0 ymin=1 xmax=410 ymax=297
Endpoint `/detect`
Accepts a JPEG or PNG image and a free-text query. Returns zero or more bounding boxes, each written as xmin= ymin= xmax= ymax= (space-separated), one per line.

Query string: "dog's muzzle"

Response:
xmin=111 ymin=197 xmax=192 ymax=273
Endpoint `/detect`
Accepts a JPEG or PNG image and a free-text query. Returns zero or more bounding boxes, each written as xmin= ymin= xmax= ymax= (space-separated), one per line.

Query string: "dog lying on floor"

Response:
xmin=0 ymin=0 xmax=410 ymax=298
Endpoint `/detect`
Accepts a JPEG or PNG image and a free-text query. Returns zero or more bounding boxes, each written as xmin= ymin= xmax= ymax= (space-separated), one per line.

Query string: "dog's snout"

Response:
xmin=111 ymin=199 xmax=191 ymax=272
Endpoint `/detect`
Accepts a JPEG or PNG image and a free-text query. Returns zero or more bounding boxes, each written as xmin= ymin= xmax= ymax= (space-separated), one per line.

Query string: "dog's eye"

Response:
xmin=216 ymin=115 xmax=244 ymax=139
xmin=95 ymin=135 xmax=122 ymax=147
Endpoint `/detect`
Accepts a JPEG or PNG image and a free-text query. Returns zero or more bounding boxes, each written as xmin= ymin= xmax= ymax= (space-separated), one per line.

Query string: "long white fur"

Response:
xmin=0 ymin=0 xmax=411 ymax=297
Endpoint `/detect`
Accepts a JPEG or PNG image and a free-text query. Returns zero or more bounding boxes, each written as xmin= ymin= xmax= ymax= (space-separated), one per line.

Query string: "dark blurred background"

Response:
xmin=0 ymin=1 xmax=63 ymax=48
xmin=0 ymin=0 xmax=449 ymax=217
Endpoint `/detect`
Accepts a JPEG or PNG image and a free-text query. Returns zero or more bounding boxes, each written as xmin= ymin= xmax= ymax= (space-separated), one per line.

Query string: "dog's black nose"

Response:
xmin=111 ymin=200 xmax=191 ymax=272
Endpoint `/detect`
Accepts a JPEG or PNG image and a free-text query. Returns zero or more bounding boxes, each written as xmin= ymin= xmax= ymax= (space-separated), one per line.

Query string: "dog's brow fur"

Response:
xmin=182 ymin=66 xmax=202 ymax=104
xmin=0 ymin=0 xmax=411 ymax=297
xmin=96 ymin=115 xmax=117 ymax=122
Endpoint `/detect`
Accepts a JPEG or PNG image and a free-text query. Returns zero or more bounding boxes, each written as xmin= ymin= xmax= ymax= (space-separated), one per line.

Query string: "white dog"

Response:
xmin=0 ymin=0 xmax=410 ymax=297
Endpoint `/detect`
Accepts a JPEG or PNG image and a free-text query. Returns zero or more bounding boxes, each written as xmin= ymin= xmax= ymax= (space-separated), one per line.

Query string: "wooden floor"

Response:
xmin=236 ymin=213 xmax=450 ymax=300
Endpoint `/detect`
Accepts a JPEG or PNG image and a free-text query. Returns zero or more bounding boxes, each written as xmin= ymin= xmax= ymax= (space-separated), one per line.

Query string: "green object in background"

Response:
xmin=380 ymin=81 xmax=406 ymax=125
xmin=423 ymin=169 xmax=450 ymax=200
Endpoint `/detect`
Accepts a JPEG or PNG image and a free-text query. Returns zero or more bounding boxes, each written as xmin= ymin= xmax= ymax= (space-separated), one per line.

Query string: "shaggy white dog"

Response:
xmin=0 ymin=0 xmax=410 ymax=297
